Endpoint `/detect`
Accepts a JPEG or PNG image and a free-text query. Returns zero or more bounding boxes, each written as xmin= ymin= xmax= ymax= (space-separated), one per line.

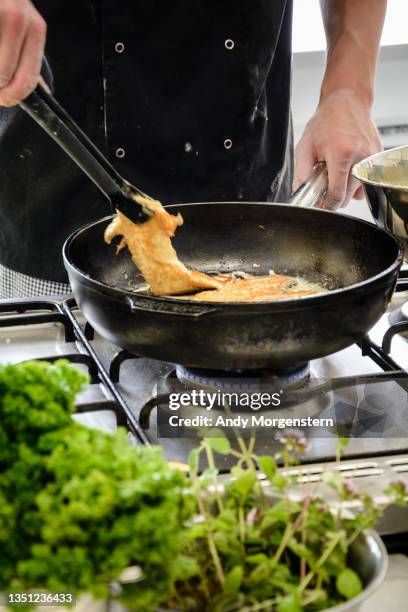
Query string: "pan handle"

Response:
xmin=126 ymin=296 xmax=220 ymax=318
xmin=288 ymin=162 xmax=328 ymax=208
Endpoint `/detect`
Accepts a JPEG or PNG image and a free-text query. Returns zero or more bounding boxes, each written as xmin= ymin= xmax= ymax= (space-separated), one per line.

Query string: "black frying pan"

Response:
xmin=20 ymin=87 xmax=403 ymax=370
xmin=63 ymin=202 xmax=402 ymax=369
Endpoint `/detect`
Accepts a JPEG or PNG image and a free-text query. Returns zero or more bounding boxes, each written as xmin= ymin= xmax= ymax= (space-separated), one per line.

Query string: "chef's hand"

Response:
xmin=0 ymin=0 xmax=46 ymax=106
xmin=293 ymin=89 xmax=382 ymax=209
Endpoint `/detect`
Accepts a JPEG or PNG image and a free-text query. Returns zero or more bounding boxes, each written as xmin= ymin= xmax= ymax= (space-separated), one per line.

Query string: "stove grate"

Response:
xmin=0 ymin=297 xmax=149 ymax=445
xmin=0 ymin=300 xmax=75 ymax=342
xmin=2 ymin=273 xmax=408 ymax=451
xmin=60 ymin=298 xmax=149 ymax=444
xmin=110 ymin=349 xmax=141 ymax=383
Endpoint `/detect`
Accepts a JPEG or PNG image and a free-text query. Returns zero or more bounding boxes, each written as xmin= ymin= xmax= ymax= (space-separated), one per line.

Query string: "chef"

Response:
xmin=0 ymin=0 xmax=385 ymax=299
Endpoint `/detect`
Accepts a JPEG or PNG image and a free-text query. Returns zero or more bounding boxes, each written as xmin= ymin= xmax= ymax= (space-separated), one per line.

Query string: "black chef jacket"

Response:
xmin=0 ymin=0 xmax=293 ymax=283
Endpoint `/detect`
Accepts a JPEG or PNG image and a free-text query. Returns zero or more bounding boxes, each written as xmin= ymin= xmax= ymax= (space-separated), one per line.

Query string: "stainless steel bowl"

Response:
xmin=329 ymin=529 xmax=388 ymax=612
xmin=156 ymin=529 xmax=387 ymax=612
xmin=353 ymin=145 xmax=408 ymax=255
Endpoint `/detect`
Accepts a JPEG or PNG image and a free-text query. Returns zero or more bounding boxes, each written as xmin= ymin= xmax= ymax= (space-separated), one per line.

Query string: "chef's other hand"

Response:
xmin=293 ymin=89 xmax=382 ymax=209
xmin=0 ymin=0 xmax=46 ymax=106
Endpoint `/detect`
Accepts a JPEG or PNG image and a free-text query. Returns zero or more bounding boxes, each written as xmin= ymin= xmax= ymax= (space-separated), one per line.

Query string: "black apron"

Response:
xmin=0 ymin=0 xmax=293 ymax=282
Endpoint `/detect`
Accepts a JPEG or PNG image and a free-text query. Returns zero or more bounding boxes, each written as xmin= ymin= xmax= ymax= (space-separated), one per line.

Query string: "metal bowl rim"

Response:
xmin=352 ymin=145 xmax=408 ymax=192
xmin=328 ymin=529 xmax=388 ymax=612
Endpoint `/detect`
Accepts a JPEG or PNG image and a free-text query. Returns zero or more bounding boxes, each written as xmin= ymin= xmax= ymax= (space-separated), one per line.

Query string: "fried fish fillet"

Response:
xmin=184 ymin=273 xmax=324 ymax=302
xmin=104 ymin=195 xmax=222 ymax=296
xmin=105 ymin=196 xmax=325 ymax=302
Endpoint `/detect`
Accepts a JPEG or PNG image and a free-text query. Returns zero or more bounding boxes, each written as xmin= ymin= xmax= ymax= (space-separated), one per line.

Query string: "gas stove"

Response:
xmin=2 ymin=276 xmax=408 ymax=498
xmin=2 ymin=274 xmax=408 ymax=460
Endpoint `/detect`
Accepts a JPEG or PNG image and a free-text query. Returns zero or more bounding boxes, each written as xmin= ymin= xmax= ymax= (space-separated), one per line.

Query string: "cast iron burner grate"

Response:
xmin=2 ymin=271 xmax=408 ymax=456
xmin=0 ymin=297 xmax=149 ymax=445
xmin=175 ymin=363 xmax=310 ymax=392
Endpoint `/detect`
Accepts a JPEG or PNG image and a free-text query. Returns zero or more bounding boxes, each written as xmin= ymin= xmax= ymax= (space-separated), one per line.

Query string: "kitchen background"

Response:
xmin=292 ymin=0 xmax=408 ymax=220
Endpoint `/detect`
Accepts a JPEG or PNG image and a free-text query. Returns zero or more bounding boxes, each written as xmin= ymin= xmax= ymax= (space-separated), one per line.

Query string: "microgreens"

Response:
xmin=159 ymin=433 xmax=407 ymax=611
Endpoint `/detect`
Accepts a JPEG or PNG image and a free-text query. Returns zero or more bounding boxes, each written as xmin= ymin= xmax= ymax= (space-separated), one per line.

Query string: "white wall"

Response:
xmin=292 ymin=46 xmax=408 ymax=144
xmin=293 ymin=0 xmax=408 ymax=53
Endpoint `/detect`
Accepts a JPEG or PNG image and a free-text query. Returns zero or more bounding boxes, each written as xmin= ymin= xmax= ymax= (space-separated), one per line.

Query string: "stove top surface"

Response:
xmin=1 ymin=288 xmax=408 ymax=468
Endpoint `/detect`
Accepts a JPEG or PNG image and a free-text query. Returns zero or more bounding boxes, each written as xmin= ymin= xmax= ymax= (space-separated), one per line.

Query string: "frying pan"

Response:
xmin=63 ymin=197 xmax=402 ymax=370
xmin=20 ymin=88 xmax=402 ymax=370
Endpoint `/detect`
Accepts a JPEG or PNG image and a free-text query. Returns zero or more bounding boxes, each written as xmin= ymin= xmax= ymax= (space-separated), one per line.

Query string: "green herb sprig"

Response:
xmin=163 ymin=433 xmax=407 ymax=612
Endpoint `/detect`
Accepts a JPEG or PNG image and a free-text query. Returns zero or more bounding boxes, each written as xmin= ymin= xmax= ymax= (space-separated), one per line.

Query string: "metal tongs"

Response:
xmin=20 ymin=84 xmax=153 ymax=224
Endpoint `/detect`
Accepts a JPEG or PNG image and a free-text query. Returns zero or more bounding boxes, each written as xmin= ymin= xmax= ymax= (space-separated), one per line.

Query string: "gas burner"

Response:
xmin=175 ymin=363 xmax=310 ymax=392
